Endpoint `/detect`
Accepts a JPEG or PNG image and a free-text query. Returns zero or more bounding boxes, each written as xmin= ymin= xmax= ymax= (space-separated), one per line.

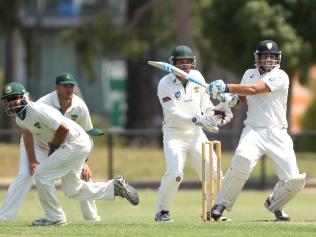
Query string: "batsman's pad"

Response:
xmin=215 ymin=155 xmax=254 ymax=211
xmin=265 ymin=173 xmax=306 ymax=212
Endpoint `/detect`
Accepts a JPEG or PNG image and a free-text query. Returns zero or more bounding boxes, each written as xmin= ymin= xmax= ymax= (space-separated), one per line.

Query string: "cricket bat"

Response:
xmin=148 ymin=61 xmax=208 ymax=88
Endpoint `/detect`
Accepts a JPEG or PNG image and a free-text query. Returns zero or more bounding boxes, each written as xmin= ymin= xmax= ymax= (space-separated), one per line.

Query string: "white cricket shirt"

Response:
xmin=241 ymin=66 xmax=289 ymax=128
xmin=157 ymin=70 xmax=213 ymax=130
xmin=16 ymin=101 xmax=86 ymax=145
xmin=38 ymin=91 xmax=93 ymax=131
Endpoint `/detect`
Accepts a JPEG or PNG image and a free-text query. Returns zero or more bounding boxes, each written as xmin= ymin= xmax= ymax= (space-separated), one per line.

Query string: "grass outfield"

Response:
xmin=0 ymin=189 xmax=315 ymax=237
xmin=0 ymin=144 xmax=315 ymax=181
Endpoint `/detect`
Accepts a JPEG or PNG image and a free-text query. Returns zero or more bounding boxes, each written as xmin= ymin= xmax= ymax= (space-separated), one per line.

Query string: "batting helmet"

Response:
xmin=254 ymin=40 xmax=281 ymax=72
xmin=169 ymin=45 xmax=196 ymax=71
xmin=2 ymin=82 xmax=29 ymax=116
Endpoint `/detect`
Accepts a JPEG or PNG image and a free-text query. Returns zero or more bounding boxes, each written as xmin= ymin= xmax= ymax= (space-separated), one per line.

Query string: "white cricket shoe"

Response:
xmin=155 ymin=210 xmax=173 ymax=222
xmin=32 ymin=217 xmax=67 ymax=226
xmin=264 ymin=198 xmax=290 ymax=221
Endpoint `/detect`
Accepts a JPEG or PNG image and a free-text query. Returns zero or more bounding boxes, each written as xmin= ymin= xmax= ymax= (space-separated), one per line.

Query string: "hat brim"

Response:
xmin=1 ymin=92 xmax=24 ymax=99
xmin=86 ymin=128 xmax=104 ymax=136
xmin=57 ymin=81 xmax=77 ymax=85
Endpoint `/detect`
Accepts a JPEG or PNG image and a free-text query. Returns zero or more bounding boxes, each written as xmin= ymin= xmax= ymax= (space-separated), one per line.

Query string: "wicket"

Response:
xmin=201 ymin=140 xmax=222 ymax=221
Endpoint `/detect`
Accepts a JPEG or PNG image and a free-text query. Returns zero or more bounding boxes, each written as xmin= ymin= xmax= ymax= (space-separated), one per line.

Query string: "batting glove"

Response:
xmin=207 ymin=80 xmax=229 ymax=99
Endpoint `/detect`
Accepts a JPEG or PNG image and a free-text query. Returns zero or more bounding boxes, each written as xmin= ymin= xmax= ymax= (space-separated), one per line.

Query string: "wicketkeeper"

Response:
xmin=155 ymin=45 xmax=232 ymax=221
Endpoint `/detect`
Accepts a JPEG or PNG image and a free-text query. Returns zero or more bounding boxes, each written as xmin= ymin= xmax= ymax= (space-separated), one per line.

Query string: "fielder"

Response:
xmin=0 ymin=73 xmax=100 ymax=221
xmin=155 ymin=45 xmax=233 ymax=221
xmin=1 ymin=82 xmax=139 ymax=226
xmin=208 ymin=40 xmax=306 ymax=221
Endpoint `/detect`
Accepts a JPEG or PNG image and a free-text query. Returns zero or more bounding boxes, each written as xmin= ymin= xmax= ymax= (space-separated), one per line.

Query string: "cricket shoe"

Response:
xmin=210 ymin=204 xmax=226 ymax=221
xmin=113 ymin=176 xmax=139 ymax=205
xmin=264 ymin=198 xmax=290 ymax=221
xmin=207 ymin=211 xmax=231 ymax=222
xmin=84 ymin=216 xmax=101 ymax=222
xmin=32 ymin=217 xmax=67 ymax=226
xmin=155 ymin=210 xmax=173 ymax=222
xmin=273 ymin=210 xmax=290 ymax=221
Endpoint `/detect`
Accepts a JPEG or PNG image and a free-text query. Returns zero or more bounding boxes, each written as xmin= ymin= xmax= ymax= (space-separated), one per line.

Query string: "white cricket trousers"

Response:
xmin=156 ymin=128 xmax=218 ymax=213
xmin=34 ymin=134 xmax=114 ymax=221
xmin=0 ymin=139 xmax=99 ymax=221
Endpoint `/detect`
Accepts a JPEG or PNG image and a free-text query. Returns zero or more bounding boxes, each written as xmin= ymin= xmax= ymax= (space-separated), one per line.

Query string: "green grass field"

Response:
xmin=0 ymin=143 xmax=315 ymax=236
xmin=0 ymin=189 xmax=315 ymax=237
xmin=0 ymin=144 xmax=314 ymax=181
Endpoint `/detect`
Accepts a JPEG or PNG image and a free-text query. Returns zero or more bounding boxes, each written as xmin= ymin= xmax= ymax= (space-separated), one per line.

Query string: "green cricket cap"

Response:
xmin=56 ymin=73 xmax=77 ymax=85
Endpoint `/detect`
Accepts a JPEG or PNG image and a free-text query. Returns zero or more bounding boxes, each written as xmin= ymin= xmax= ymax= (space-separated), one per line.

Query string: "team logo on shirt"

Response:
xmin=71 ymin=114 xmax=78 ymax=121
xmin=175 ymin=91 xmax=181 ymax=99
xmin=34 ymin=122 xmax=41 ymax=129
xmin=193 ymin=86 xmax=199 ymax=92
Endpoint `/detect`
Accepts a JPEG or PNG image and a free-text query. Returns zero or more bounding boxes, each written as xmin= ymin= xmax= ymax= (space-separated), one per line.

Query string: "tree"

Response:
xmin=198 ymin=0 xmax=316 ymax=135
xmin=68 ymin=0 xmax=177 ymax=128
xmin=200 ymin=0 xmax=311 ymax=78
xmin=0 ymin=0 xmax=22 ymax=137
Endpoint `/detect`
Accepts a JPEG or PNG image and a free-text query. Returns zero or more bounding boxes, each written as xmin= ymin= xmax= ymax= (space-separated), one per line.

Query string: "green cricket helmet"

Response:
xmin=169 ymin=45 xmax=196 ymax=72
xmin=1 ymin=82 xmax=29 ymax=116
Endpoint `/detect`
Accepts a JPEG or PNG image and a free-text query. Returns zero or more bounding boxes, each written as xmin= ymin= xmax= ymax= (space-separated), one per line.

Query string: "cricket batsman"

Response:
xmin=208 ymin=40 xmax=306 ymax=221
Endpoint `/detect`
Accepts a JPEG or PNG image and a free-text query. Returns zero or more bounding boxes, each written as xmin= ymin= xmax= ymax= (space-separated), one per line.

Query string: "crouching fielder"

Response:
xmin=207 ymin=40 xmax=305 ymax=221
xmin=1 ymin=82 xmax=139 ymax=226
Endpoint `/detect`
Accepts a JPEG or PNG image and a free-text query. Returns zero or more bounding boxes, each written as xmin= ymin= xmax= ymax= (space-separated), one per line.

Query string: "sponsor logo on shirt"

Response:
xmin=71 ymin=114 xmax=78 ymax=121
xmin=34 ymin=122 xmax=42 ymax=129
xmin=162 ymin=96 xmax=172 ymax=103
xmin=175 ymin=91 xmax=181 ymax=99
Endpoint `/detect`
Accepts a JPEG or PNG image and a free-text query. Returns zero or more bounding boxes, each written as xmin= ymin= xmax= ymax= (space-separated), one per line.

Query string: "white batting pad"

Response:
xmin=265 ymin=173 xmax=306 ymax=212
xmin=215 ymin=155 xmax=255 ymax=211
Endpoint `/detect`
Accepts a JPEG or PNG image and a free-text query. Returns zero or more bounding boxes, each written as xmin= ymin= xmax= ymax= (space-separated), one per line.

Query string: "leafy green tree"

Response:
xmin=68 ymin=0 xmax=176 ymax=128
xmin=200 ymin=0 xmax=311 ymax=78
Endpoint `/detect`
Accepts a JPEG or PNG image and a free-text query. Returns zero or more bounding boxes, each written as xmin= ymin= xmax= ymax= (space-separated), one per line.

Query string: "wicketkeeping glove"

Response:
xmin=192 ymin=114 xmax=219 ymax=133
xmin=212 ymin=103 xmax=233 ymax=126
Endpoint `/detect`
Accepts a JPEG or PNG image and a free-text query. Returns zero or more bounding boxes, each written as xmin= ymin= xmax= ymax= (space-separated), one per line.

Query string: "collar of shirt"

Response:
xmin=172 ymin=75 xmax=187 ymax=86
xmin=52 ymin=91 xmax=74 ymax=113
